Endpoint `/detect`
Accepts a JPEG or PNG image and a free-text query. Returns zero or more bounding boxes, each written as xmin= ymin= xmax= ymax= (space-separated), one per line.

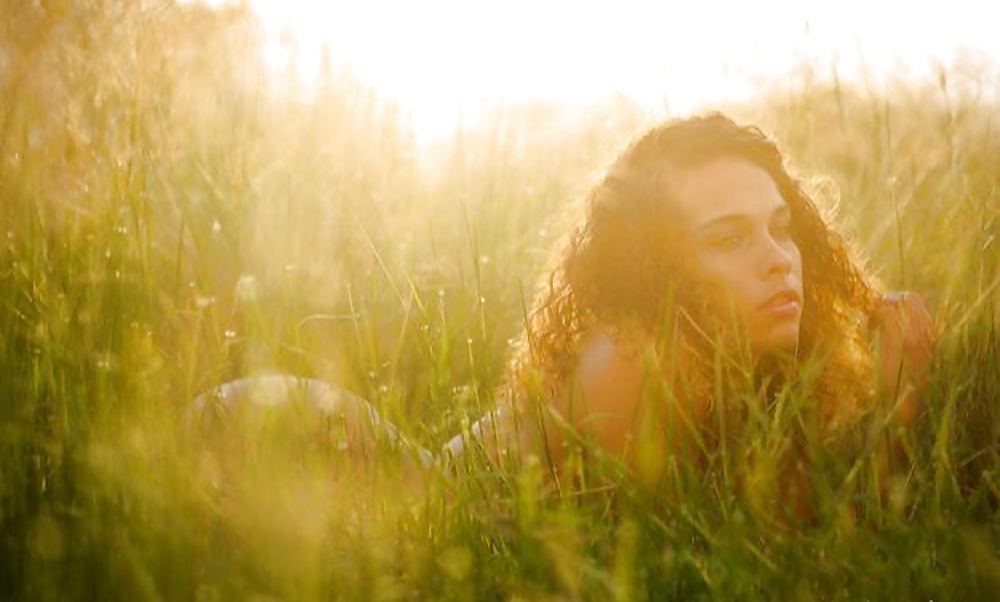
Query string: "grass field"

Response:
xmin=1 ymin=2 xmax=999 ymax=600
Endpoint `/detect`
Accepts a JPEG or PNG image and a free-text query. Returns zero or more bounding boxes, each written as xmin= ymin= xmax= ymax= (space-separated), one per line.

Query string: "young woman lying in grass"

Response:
xmin=195 ymin=113 xmax=937 ymax=518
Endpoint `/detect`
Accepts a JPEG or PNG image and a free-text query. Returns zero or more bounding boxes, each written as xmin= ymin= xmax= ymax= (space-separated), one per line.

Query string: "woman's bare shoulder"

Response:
xmin=551 ymin=325 xmax=651 ymax=430
xmin=567 ymin=324 xmax=707 ymax=426
xmin=576 ymin=326 xmax=647 ymax=390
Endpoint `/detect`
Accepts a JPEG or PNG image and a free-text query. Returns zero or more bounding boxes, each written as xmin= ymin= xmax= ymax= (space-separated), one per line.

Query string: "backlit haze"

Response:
xmin=220 ymin=0 xmax=999 ymax=143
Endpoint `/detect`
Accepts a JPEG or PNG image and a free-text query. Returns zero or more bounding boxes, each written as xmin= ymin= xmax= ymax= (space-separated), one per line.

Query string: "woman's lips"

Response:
xmin=765 ymin=299 xmax=800 ymax=317
xmin=760 ymin=292 xmax=801 ymax=318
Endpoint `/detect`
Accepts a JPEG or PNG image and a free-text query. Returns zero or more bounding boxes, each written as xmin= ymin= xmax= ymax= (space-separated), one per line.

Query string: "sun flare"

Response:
xmin=222 ymin=0 xmax=1000 ymax=142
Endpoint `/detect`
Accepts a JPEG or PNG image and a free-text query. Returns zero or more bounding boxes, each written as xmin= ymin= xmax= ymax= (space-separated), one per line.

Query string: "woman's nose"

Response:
xmin=759 ymin=235 xmax=793 ymax=277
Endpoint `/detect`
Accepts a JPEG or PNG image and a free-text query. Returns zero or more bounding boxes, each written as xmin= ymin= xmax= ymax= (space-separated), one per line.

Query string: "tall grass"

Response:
xmin=1 ymin=2 xmax=998 ymax=599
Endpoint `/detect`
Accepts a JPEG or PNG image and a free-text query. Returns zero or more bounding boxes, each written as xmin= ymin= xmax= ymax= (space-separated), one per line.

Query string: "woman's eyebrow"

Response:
xmin=696 ymin=214 xmax=750 ymax=232
xmin=697 ymin=203 xmax=790 ymax=232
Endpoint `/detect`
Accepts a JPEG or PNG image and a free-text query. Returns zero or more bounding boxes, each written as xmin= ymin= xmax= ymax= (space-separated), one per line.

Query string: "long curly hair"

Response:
xmin=501 ymin=113 xmax=882 ymax=450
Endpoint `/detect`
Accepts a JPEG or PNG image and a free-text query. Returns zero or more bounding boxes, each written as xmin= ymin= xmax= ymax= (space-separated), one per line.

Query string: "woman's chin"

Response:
xmin=751 ymin=324 xmax=800 ymax=358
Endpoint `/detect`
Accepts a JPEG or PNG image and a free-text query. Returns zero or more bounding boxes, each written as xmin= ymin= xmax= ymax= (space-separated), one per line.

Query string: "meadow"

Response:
xmin=1 ymin=2 xmax=998 ymax=600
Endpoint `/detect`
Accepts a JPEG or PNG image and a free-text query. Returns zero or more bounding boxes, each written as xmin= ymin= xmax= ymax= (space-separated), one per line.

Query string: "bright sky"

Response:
xmin=235 ymin=0 xmax=998 ymax=141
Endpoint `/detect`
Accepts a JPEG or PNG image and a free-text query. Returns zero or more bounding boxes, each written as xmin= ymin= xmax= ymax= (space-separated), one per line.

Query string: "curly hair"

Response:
xmin=500 ymin=113 xmax=882 ymax=449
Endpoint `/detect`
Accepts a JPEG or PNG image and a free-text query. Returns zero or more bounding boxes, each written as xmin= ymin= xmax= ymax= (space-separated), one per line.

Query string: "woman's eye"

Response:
xmin=711 ymin=234 xmax=746 ymax=251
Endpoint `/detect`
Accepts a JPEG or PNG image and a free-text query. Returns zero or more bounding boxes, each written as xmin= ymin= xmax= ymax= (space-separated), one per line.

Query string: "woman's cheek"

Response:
xmin=693 ymin=251 xmax=730 ymax=285
xmin=703 ymin=260 xmax=743 ymax=299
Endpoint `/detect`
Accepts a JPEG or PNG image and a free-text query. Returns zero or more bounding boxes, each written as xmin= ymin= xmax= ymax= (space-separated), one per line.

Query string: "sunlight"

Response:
xmin=6 ymin=1 xmax=999 ymax=596
xmin=218 ymin=0 xmax=999 ymax=142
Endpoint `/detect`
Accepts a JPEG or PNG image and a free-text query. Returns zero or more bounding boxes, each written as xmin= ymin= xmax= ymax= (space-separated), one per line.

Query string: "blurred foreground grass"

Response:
xmin=1 ymin=2 xmax=998 ymax=600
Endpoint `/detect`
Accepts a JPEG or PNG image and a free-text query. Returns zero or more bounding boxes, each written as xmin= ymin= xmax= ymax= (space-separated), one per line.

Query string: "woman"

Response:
xmin=196 ymin=113 xmax=936 ymax=509
xmin=443 ymin=113 xmax=936 ymax=505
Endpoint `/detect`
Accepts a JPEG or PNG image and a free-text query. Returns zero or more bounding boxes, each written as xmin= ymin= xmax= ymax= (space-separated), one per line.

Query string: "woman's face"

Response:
xmin=672 ymin=158 xmax=804 ymax=356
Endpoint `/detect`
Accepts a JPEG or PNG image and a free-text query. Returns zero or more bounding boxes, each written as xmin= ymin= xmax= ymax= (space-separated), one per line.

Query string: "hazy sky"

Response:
xmin=238 ymin=0 xmax=999 ymax=140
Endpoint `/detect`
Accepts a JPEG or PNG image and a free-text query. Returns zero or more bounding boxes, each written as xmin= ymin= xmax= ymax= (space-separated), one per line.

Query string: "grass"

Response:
xmin=1 ymin=2 xmax=998 ymax=600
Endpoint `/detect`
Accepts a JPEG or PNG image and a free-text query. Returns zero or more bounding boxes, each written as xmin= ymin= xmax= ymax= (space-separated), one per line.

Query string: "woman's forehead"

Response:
xmin=671 ymin=158 xmax=786 ymax=228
